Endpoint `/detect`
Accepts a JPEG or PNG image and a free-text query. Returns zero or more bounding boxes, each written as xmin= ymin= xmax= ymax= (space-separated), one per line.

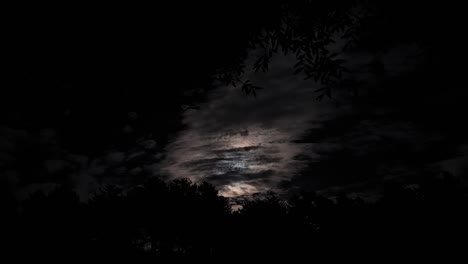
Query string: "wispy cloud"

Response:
xmin=159 ymin=54 xmax=337 ymax=196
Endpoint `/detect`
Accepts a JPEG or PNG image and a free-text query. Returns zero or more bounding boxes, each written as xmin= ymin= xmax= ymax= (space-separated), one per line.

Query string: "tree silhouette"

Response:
xmin=3 ymin=170 xmax=466 ymax=259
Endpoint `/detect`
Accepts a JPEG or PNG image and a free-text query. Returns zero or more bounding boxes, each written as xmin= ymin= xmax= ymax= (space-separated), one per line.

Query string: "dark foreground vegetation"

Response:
xmin=2 ymin=172 xmax=467 ymax=260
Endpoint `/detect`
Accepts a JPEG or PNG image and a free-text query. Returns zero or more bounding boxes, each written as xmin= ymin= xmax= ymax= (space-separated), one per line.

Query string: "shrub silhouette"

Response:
xmin=5 ymin=172 xmax=467 ymax=259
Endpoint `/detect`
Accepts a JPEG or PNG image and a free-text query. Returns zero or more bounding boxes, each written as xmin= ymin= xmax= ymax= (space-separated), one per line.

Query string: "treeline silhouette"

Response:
xmin=2 ymin=172 xmax=467 ymax=260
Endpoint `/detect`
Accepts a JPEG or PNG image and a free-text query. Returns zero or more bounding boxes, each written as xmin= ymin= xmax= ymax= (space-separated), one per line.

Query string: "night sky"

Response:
xmin=5 ymin=46 xmax=466 ymax=200
xmin=2 ymin=1 xmax=468 ymax=259
xmin=2 ymin=3 xmax=468 ymax=201
xmin=161 ymin=44 xmax=468 ymax=198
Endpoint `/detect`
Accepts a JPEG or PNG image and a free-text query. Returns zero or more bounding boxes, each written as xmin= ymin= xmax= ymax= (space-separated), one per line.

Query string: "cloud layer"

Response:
xmin=161 ymin=44 xmax=468 ymax=197
xmin=160 ymin=54 xmax=340 ymax=196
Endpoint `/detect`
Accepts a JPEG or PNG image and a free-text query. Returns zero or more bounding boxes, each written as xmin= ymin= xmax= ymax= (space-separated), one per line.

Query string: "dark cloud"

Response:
xmin=44 ymin=159 xmax=70 ymax=174
xmin=205 ymin=169 xmax=275 ymax=187
xmin=159 ymin=53 xmax=339 ymax=195
xmin=180 ymin=54 xmax=337 ymax=135
xmin=161 ymin=42 xmax=468 ymax=197
xmin=212 ymin=146 xmax=261 ymax=154
xmin=284 ymin=123 xmax=439 ymax=191
xmin=0 ymin=122 xmax=163 ymax=201
xmin=3 ymin=37 xmax=466 ymax=201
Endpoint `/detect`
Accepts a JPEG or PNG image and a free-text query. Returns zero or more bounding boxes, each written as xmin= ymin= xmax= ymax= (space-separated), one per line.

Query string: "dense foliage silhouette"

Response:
xmin=2 ymin=172 xmax=467 ymax=259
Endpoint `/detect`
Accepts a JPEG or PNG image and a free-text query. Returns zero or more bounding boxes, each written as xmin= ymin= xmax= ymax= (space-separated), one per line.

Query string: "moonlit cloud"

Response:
xmin=160 ymin=124 xmax=308 ymax=196
xmin=159 ymin=54 xmax=338 ymax=196
xmin=159 ymin=44 xmax=455 ymax=197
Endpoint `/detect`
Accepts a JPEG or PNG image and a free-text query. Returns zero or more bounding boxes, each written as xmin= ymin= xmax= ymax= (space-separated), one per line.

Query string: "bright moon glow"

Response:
xmin=162 ymin=125 xmax=304 ymax=197
xmin=219 ymin=181 xmax=264 ymax=197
